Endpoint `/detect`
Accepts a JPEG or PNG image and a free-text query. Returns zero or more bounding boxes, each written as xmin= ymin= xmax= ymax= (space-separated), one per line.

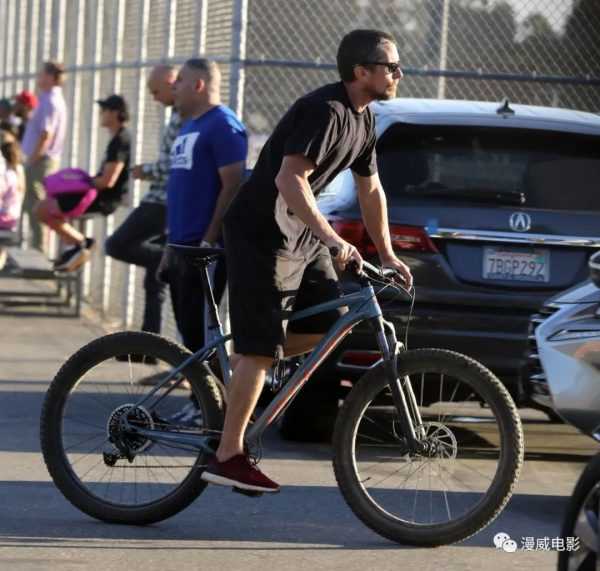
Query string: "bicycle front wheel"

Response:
xmin=40 ymin=331 xmax=224 ymax=525
xmin=558 ymin=453 xmax=600 ymax=571
xmin=333 ymin=348 xmax=524 ymax=546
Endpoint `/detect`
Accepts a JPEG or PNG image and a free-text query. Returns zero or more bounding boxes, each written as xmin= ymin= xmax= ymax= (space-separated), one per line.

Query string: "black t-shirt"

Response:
xmin=96 ymin=127 xmax=131 ymax=203
xmin=226 ymin=82 xmax=377 ymax=252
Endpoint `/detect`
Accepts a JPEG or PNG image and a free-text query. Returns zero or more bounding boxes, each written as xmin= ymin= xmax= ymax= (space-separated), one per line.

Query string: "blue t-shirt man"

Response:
xmin=167 ymin=105 xmax=247 ymax=244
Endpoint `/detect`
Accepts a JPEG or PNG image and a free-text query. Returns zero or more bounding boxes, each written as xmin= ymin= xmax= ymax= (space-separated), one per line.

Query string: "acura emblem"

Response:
xmin=509 ymin=212 xmax=531 ymax=232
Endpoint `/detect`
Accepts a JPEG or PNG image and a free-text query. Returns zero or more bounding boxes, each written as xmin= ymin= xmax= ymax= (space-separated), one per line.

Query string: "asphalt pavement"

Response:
xmin=0 ymin=279 xmax=598 ymax=570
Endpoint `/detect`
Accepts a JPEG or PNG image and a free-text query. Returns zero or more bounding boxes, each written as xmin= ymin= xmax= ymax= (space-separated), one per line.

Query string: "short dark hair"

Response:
xmin=337 ymin=29 xmax=396 ymax=82
xmin=184 ymin=58 xmax=220 ymax=84
xmin=43 ymin=61 xmax=66 ymax=85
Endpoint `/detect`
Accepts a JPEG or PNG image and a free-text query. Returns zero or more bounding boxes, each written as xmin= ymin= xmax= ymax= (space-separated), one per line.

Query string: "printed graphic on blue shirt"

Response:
xmin=170 ymin=132 xmax=200 ymax=170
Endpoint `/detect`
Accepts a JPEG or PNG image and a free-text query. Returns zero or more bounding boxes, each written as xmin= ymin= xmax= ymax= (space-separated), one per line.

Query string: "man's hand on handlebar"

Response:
xmin=379 ymin=252 xmax=413 ymax=290
xmin=327 ymin=238 xmax=363 ymax=272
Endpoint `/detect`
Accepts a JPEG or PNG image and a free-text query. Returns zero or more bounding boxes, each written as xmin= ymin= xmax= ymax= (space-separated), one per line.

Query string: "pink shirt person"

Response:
xmin=21 ymin=85 xmax=67 ymax=160
xmin=0 ymin=159 xmax=21 ymax=230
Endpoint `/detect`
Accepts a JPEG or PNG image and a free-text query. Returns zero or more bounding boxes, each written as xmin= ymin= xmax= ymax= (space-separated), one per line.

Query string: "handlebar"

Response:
xmin=329 ymin=247 xmax=414 ymax=301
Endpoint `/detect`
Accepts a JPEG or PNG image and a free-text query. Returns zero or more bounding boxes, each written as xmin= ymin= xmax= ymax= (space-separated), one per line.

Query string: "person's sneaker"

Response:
xmin=167 ymin=401 xmax=204 ymax=428
xmin=54 ymin=237 xmax=95 ymax=272
xmin=201 ymin=454 xmax=280 ymax=493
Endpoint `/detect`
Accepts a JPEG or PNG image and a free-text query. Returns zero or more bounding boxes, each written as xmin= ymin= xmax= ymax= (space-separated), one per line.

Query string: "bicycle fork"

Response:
xmin=372 ymin=316 xmax=427 ymax=454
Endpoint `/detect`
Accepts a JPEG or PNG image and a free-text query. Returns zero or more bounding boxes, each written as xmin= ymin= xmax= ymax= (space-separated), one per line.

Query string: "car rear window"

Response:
xmin=377 ymin=125 xmax=600 ymax=211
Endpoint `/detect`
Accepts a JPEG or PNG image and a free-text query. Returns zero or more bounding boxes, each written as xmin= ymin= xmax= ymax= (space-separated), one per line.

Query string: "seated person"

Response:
xmin=0 ymin=131 xmax=24 ymax=269
xmin=34 ymin=95 xmax=131 ymax=272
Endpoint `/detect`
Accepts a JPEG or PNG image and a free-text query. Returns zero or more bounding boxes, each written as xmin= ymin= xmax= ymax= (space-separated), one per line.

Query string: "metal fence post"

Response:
xmin=437 ymin=0 xmax=450 ymax=99
xmin=4 ymin=0 xmax=15 ymax=97
xmin=12 ymin=0 xmax=23 ymax=93
xmin=195 ymin=0 xmax=208 ymax=56
xmin=122 ymin=0 xmax=150 ymax=329
xmin=25 ymin=0 xmax=39 ymax=92
xmin=99 ymin=0 xmax=125 ymax=315
xmin=229 ymin=0 xmax=248 ymax=119
xmin=39 ymin=0 xmax=53 ymax=62
xmin=51 ymin=0 xmax=67 ymax=62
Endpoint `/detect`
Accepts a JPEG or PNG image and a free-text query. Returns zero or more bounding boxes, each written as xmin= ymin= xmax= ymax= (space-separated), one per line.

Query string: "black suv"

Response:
xmin=280 ymin=97 xmax=600 ymax=440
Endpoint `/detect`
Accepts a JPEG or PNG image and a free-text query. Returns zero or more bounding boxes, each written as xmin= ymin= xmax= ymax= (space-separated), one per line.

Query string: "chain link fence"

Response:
xmin=0 ymin=0 xmax=598 ymax=333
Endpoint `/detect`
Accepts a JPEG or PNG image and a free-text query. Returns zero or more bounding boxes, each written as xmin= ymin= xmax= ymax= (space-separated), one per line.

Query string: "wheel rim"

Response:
xmin=351 ymin=369 xmax=510 ymax=527
xmin=57 ymin=350 xmax=214 ymax=508
xmin=566 ymin=482 xmax=600 ymax=570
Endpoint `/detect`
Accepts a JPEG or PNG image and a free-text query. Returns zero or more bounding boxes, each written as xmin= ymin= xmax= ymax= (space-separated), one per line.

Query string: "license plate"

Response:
xmin=483 ymin=247 xmax=550 ymax=283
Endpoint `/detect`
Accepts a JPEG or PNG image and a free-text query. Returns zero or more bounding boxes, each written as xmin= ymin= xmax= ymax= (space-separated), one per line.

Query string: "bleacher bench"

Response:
xmin=0 ymin=242 xmax=82 ymax=317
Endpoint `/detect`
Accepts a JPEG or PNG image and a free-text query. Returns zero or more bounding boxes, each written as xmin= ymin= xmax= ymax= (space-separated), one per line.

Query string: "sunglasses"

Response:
xmin=359 ymin=61 xmax=402 ymax=75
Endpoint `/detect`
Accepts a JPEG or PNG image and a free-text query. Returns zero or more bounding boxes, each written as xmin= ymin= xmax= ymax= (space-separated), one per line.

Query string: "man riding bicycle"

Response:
xmin=201 ymin=29 xmax=413 ymax=493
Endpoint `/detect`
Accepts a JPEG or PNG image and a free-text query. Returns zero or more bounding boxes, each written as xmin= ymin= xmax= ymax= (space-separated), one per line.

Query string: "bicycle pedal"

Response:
xmin=232 ymin=486 xmax=263 ymax=498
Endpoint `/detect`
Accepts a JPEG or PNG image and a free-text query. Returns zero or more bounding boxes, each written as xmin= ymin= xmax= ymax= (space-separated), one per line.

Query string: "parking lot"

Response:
xmin=1 ymin=282 xmax=598 ymax=571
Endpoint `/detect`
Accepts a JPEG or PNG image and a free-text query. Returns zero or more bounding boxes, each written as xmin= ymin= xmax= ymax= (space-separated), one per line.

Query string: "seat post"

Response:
xmin=200 ymin=260 xmax=222 ymax=333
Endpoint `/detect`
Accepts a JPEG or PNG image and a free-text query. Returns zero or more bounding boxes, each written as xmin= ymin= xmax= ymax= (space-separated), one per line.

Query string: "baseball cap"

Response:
xmin=96 ymin=94 xmax=128 ymax=113
xmin=15 ymin=90 xmax=38 ymax=109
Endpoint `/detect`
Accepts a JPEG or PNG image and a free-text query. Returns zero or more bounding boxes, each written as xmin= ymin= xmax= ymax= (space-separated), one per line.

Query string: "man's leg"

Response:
xmin=23 ymin=159 xmax=56 ymax=250
xmin=105 ymin=203 xmax=166 ymax=333
xmin=215 ymin=354 xmax=273 ymax=461
xmin=169 ymin=251 xmax=206 ymax=352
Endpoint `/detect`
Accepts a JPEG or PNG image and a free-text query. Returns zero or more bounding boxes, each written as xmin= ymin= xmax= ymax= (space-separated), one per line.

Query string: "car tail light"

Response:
xmin=331 ymin=220 xmax=438 ymax=254
xmin=338 ymin=350 xmax=382 ymax=369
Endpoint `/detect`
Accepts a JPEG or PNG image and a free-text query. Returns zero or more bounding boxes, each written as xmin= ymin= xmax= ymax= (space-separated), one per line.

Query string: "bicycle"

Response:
xmin=558 ymin=452 xmax=600 ymax=570
xmin=40 ymin=243 xmax=524 ymax=546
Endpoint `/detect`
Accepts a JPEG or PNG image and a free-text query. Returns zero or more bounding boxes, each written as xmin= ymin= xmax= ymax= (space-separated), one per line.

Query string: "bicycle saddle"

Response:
xmin=168 ymin=243 xmax=225 ymax=261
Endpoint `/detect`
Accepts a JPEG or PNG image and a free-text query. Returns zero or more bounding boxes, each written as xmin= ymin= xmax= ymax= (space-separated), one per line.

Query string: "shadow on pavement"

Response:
xmin=0 ymin=480 xmax=570 ymax=551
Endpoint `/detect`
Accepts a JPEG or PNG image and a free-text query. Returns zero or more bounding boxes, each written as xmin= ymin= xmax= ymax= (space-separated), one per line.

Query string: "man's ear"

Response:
xmin=352 ymin=64 xmax=367 ymax=83
xmin=195 ymin=78 xmax=206 ymax=93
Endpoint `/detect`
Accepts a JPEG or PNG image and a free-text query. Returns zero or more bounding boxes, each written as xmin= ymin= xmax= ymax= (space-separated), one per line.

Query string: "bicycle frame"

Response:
xmin=125 ymin=260 xmax=426 ymax=456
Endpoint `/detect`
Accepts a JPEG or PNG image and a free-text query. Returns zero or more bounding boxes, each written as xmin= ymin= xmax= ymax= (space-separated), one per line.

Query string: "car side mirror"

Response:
xmin=589 ymin=251 xmax=600 ymax=288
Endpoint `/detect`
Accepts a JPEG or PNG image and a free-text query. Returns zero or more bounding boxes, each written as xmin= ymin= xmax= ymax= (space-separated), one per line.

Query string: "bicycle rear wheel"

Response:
xmin=40 ymin=331 xmax=224 ymax=525
xmin=333 ymin=348 xmax=524 ymax=546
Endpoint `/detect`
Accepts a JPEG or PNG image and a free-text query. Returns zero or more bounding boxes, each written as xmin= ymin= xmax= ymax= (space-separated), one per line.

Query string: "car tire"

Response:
xmin=279 ymin=381 xmax=340 ymax=443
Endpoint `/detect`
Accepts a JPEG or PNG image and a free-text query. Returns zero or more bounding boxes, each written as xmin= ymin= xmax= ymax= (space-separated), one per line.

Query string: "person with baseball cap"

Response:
xmin=34 ymin=94 xmax=131 ymax=272
xmin=21 ymin=61 xmax=68 ymax=250
xmin=13 ymin=91 xmax=38 ymax=142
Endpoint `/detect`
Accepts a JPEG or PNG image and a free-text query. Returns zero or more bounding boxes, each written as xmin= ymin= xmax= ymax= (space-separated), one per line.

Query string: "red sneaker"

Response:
xmin=201 ymin=454 xmax=280 ymax=493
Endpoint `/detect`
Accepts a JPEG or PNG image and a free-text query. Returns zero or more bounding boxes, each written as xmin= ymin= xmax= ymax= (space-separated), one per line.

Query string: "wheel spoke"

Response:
xmin=345 ymin=350 xmax=522 ymax=541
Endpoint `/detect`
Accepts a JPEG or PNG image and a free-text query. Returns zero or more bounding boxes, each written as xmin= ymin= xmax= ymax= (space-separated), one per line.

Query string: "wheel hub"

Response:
xmin=421 ymin=421 xmax=458 ymax=460
xmin=106 ymin=403 xmax=154 ymax=455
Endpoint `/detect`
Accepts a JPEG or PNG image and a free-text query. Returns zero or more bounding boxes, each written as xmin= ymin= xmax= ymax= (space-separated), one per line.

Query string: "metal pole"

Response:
xmin=0 ymin=2 xmax=6 ymax=97
xmin=122 ymin=0 xmax=150 ymax=329
xmin=12 ymin=0 xmax=23 ymax=93
xmin=25 ymin=0 xmax=39 ymax=92
xmin=4 ymin=0 xmax=15 ymax=97
xmin=52 ymin=0 xmax=67 ymax=62
xmin=195 ymin=0 xmax=207 ymax=56
xmin=100 ymin=0 xmax=125 ymax=314
xmin=164 ymin=0 xmax=176 ymax=61
xmin=437 ymin=0 xmax=450 ymax=100
xmin=40 ymin=0 xmax=54 ymax=62
xmin=229 ymin=0 xmax=248 ymax=119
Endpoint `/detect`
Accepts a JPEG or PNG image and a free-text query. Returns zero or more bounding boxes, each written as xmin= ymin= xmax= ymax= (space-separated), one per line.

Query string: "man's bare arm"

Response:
xmin=202 ymin=161 xmax=246 ymax=244
xmin=354 ymin=171 xmax=413 ymax=287
xmin=275 ymin=154 xmax=361 ymax=268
